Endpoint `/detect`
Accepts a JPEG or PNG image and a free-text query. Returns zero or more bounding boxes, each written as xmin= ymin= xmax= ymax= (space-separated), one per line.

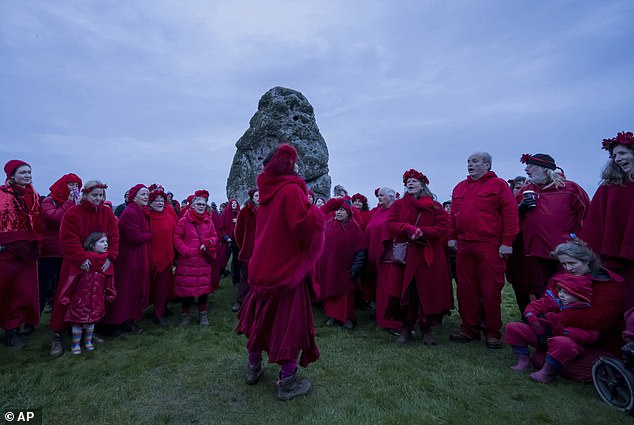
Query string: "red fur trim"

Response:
xmin=264 ymin=143 xmax=298 ymax=176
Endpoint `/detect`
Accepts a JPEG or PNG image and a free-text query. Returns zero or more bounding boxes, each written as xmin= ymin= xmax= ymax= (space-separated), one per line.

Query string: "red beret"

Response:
xmin=127 ymin=184 xmax=147 ymax=202
xmin=194 ymin=189 xmax=210 ymax=200
xmin=351 ymin=193 xmax=368 ymax=205
xmin=4 ymin=159 xmax=30 ymax=179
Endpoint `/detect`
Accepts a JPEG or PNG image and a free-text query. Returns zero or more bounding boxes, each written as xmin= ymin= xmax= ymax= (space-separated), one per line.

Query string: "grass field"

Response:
xmin=1 ymin=279 xmax=630 ymax=425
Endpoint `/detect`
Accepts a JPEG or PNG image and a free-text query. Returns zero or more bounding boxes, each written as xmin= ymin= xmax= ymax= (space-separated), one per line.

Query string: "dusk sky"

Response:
xmin=1 ymin=1 xmax=633 ymax=205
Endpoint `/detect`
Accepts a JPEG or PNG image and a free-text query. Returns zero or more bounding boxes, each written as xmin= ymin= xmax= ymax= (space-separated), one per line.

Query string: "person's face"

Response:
xmin=525 ymin=163 xmax=548 ymax=184
xmin=124 ymin=191 xmax=129 ymax=202
xmin=335 ymin=207 xmax=349 ymax=221
xmin=253 ymin=191 xmax=259 ymax=206
xmin=557 ymin=287 xmax=580 ymax=306
xmin=514 ymin=179 xmax=527 ymax=191
xmin=167 ymin=193 xmax=173 ymax=201
xmin=231 ymin=200 xmax=238 ymax=210
xmin=406 ymin=178 xmax=422 ymax=195
xmin=192 ymin=199 xmax=207 ymax=214
xmin=612 ymin=145 xmax=634 ymax=176
xmin=67 ymin=182 xmax=79 ymax=191
xmin=467 ymin=155 xmax=489 ymax=180
xmin=558 ymin=254 xmax=591 ymax=276
xmin=315 ymin=198 xmax=325 ymax=207
xmin=93 ymin=236 xmax=109 ymax=253
xmin=86 ymin=188 xmax=105 ymax=207
xmin=293 ymin=162 xmax=299 ymax=174
xmin=307 ymin=194 xmax=314 ymax=204
xmin=378 ymin=190 xmax=391 ymax=207
xmin=352 ymin=199 xmax=363 ymax=209
xmin=134 ymin=188 xmax=149 ymax=206
xmin=443 ymin=203 xmax=452 ymax=213
xmin=149 ymin=195 xmax=165 ymax=212
xmin=12 ymin=165 xmax=32 ymax=187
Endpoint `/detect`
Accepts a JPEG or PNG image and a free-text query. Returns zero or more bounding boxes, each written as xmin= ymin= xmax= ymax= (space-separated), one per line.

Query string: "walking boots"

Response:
xmin=276 ymin=374 xmax=312 ymax=401
xmin=246 ymin=361 xmax=264 ymax=385
xmin=4 ymin=328 xmax=25 ymax=348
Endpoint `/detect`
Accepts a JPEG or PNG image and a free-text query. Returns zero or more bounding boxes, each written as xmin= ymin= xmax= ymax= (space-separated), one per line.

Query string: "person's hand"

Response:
xmin=102 ymin=258 xmax=111 ymax=272
xmin=80 ymin=259 xmax=91 ymax=272
xmin=499 ymin=244 xmax=512 ymax=258
xmin=200 ymin=244 xmax=207 ymax=252
xmin=448 ymin=240 xmax=457 ymax=250
xmin=518 ymin=198 xmax=536 ymax=212
xmin=410 ymin=228 xmax=423 ymax=240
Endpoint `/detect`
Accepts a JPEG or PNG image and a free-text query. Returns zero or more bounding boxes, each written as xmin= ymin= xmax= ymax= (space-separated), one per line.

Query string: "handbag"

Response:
xmin=380 ymin=212 xmax=421 ymax=265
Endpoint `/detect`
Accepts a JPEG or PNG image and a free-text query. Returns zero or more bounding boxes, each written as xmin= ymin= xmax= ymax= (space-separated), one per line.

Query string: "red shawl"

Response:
xmin=49 ymin=173 xmax=82 ymax=205
xmin=248 ymin=171 xmax=326 ymax=298
xmin=220 ymin=198 xmax=241 ymax=238
xmin=0 ymin=183 xmax=42 ymax=244
xmin=149 ymin=208 xmax=177 ymax=273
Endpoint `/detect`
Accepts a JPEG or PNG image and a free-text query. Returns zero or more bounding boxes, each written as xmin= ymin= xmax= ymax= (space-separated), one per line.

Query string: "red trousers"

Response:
xmin=150 ymin=267 xmax=173 ymax=319
xmin=324 ymin=291 xmax=355 ymax=323
xmin=0 ymin=254 xmax=40 ymax=330
xmin=456 ymin=241 xmax=505 ymax=339
xmin=505 ymin=321 xmax=589 ymax=365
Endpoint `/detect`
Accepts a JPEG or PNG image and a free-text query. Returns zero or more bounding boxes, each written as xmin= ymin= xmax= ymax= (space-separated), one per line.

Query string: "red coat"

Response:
xmin=449 ymin=171 xmax=519 ymax=246
xmin=103 ymin=202 xmax=151 ymax=324
xmin=58 ymin=252 xmax=116 ymax=323
xmin=220 ymin=199 xmax=240 ymax=239
xmin=149 ymin=208 xmax=177 ymax=273
xmin=235 ymin=200 xmax=257 ymax=263
xmin=317 ymin=218 xmax=366 ymax=300
xmin=354 ymin=209 xmax=373 ymax=232
xmin=581 ymin=181 xmax=634 ymax=263
xmin=386 ymin=194 xmax=454 ymax=315
xmin=518 ymin=181 xmax=590 ymax=259
xmin=173 ymin=210 xmax=218 ymax=297
xmin=50 ymin=200 xmax=119 ymax=331
xmin=365 ymin=205 xmax=392 ymax=271
xmin=41 ymin=197 xmax=75 ymax=257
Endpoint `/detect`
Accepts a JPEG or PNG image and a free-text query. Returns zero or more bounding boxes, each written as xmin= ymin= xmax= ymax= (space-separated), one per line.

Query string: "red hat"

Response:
xmin=402 ymin=169 xmax=429 ymax=185
xmin=551 ymin=273 xmax=593 ymax=304
xmin=264 ymin=144 xmax=298 ymax=176
xmin=194 ymin=189 xmax=209 ymax=200
xmin=329 ymin=197 xmax=352 ymax=214
xmin=4 ymin=159 xmax=30 ymax=179
xmin=186 ymin=195 xmax=195 ymax=204
xmin=351 ymin=193 xmax=368 ymax=205
xmin=127 ymin=184 xmax=147 ymax=202
xmin=602 ymin=131 xmax=634 ymax=151
xmin=149 ymin=189 xmax=166 ymax=203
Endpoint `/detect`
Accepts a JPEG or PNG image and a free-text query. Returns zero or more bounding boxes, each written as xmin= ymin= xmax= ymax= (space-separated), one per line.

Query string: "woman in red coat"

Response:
xmin=232 ymin=189 xmax=258 ymax=313
xmin=0 ymin=160 xmax=42 ymax=348
xmin=318 ymin=198 xmax=366 ymax=329
xmin=236 ymin=143 xmax=325 ymax=401
xmin=385 ymin=169 xmax=454 ymax=345
xmin=365 ymin=187 xmax=401 ymax=331
xmin=221 ymin=198 xmax=241 ymax=285
xmin=39 ymin=173 xmax=82 ymax=313
xmin=351 ymin=193 xmax=372 ymax=231
xmin=148 ymin=190 xmax=177 ymax=325
xmin=173 ymin=195 xmax=218 ymax=326
xmin=50 ymin=180 xmax=119 ymax=356
xmin=103 ymin=184 xmax=151 ymax=335
xmin=581 ymin=131 xmax=634 ymax=311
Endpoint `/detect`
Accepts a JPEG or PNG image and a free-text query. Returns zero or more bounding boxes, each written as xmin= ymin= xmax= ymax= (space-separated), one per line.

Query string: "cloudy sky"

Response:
xmin=1 ymin=1 xmax=632 ymax=205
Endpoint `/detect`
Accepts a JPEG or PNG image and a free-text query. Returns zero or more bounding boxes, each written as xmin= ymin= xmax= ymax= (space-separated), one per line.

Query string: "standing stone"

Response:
xmin=226 ymin=86 xmax=331 ymax=204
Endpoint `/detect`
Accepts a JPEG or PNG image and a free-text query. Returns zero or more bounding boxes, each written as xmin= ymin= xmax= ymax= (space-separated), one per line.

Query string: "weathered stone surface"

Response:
xmin=226 ymin=86 xmax=331 ymax=204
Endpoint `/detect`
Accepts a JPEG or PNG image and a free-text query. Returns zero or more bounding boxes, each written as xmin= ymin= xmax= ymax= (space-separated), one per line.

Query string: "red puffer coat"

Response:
xmin=173 ymin=210 xmax=218 ymax=297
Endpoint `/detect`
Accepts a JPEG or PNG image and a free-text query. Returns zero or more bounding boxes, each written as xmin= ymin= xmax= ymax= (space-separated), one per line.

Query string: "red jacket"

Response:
xmin=365 ymin=205 xmax=393 ymax=271
xmin=41 ymin=197 xmax=75 ymax=257
xmin=173 ymin=210 xmax=218 ymax=297
xmin=0 ymin=183 xmax=42 ymax=246
xmin=518 ymin=181 xmax=590 ymax=259
xmin=58 ymin=252 xmax=116 ymax=323
xmin=235 ymin=200 xmax=257 ymax=262
xmin=449 ymin=171 xmax=519 ymax=246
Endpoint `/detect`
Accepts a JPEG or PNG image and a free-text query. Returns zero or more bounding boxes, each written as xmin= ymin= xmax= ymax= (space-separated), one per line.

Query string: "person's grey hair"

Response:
xmin=82 ymin=180 xmax=107 ymax=199
xmin=191 ymin=196 xmax=206 ymax=206
xmin=379 ymin=187 xmax=396 ymax=200
xmin=552 ymin=240 xmax=601 ymax=274
xmin=471 ymin=152 xmax=492 ymax=169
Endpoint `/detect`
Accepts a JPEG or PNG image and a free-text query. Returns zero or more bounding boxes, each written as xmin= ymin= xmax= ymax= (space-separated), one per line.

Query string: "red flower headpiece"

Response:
xmin=149 ymin=189 xmax=166 ymax=203
xmin=82 ymin=183 xmax=108 ymax=194
xmin=194 ymin=189 xmax=210 ymax=200
xmin=602 ymin=131 xmax=634 ymax=151
xmin=351 ymin=193 xmax=368 ymax=204
xmin=402 ymin=169 xmax=429 ymax=185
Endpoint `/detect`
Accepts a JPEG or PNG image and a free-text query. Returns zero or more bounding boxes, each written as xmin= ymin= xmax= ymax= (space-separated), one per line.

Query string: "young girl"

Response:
xmin=58 ymin=232 xmax=117 ymax=354
xmin=504 ymin=272 xmax=598 ymax=383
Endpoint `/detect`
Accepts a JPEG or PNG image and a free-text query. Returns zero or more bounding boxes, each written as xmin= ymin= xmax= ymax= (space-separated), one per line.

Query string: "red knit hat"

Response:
xmin=127 ymin=184 xmax=147 ymax=202
xmin=194 ymin=189 xmax=210 ymax=200
xmin=264 ymin=144 xmax=298 ymax=176
xmin=4 ymin=159 xmax=30 ymax=179
xmin=402 ymin=169 xmax=429 ymax=185
xmin=551 ymin=273 xmax=593 ymax=304
xmin=149 ymin=189 xmax=166 ymax=203
xmin=351 ymin=193 xmax=368 ymax=205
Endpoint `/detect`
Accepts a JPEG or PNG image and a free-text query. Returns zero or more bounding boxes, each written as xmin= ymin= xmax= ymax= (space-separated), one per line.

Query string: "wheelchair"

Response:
xmin=592 ymin=341 xmax=634 ymax=414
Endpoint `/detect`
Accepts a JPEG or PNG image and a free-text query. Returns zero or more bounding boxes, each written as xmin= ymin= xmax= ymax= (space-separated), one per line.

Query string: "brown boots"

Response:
xmin=277 ymin=374 xmax=312 ymax=401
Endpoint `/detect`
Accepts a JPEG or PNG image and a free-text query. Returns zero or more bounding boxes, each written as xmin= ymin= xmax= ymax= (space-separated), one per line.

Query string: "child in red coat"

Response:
xmin=504 ymin=272 xmax=598 ymax=383
xmin=58 ymin=232 xmax=116 ymax=354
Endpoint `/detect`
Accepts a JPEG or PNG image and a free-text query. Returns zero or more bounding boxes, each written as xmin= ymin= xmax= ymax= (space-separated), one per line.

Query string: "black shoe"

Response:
xmin=5 ymin=328 xmax=26 ymax=348
xmin=122 ymin=321 xmax=143 ymax=334
xmin=231 ymin=302 xmax=241 ymax=313
xmin=19 ymin=324 xmax=35 ymax=336
xmin=50 ymin=334 xmax=63 ymax=357
xmin=449 ymin=330 xmax=478 ymax=343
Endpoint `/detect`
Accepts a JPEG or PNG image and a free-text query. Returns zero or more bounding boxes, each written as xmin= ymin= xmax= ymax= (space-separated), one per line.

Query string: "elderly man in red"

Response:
xmin=448 ymin=152 xmax=519 ymax=349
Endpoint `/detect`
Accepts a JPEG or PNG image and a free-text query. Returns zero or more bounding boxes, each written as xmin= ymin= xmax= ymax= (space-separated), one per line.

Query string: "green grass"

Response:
xmin=1 ymin=279 xmax=631 ymax=425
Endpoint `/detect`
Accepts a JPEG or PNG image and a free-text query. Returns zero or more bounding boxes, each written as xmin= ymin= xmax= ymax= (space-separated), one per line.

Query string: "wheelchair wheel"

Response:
xmin=592 ymin=357 xmax=634 ymax=414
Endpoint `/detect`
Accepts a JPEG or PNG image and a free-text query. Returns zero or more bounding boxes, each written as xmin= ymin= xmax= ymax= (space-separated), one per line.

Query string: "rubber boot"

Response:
xmin=530 ymin=361 xmax=557 ymax=384
xmin=511 ymin=354 xmax=531 ymax=372
xmin=4 ymin=328 xmax=25 ymax=348
xmin=276 ymin=374 xmax=312 ymax=401
xmin=246 ymin=361 xmax=264 ymax=385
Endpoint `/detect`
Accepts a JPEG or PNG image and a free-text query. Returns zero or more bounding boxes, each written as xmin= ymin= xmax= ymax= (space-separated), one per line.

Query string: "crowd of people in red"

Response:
xmin=1 ymin=131 xmax=633 ymax=400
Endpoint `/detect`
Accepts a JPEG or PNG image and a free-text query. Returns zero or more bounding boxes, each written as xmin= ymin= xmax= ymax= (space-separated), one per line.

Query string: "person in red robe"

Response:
xmin=39 ymin=173 xmax=82 ymax=313
xmin=220 ymin=198 xmax=242 ymax=285
xmin=236 ymin=143 xmax=325 ymax=401
xmin=581 ymin=131 xmax=634 ymax=311
xmin=50 ymin=180 xmax=119 ymax=356
xmin=385 ymin=169 xmax=454 ymax=345
xmin=365 ymin=187 xmax=401 ymax=331
xmin=232 ymin=189 xmax=258 ymax=312
xmin=351 ymin=193 xmax=372 ymax=231
xmin=0 ymin=160 xmax=43 ymax=348
xmin=103 ymin=184 xmax=151 ymax=335
xmin=147 ymin=189 xmax=177 ymax=325
xmin=317 ymin=198 xmax=366 ymax=329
